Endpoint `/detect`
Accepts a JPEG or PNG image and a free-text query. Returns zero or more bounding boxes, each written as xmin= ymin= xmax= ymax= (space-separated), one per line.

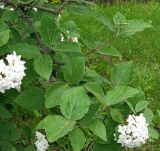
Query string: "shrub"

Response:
xmin=0 ymin=0 xmax=158 ymax=151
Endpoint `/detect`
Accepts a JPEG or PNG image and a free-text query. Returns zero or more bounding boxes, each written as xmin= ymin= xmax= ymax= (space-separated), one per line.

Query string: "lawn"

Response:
xmin=64 ymin=2 xmax=160 ymax=150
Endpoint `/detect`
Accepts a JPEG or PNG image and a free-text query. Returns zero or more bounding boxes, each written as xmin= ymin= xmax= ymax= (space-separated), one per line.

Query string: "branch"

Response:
xmin=37 ymin=0 xmax=71 ymax=14
xmin=18 ymin=9 xmax=50 ymax=53
xmin=0 ymin=0 xmax=72 ymax=53
xmin=55 ymin=0 xmax=70 ymax=13
xmin=1 ymin=0 xmax=52 ymax=53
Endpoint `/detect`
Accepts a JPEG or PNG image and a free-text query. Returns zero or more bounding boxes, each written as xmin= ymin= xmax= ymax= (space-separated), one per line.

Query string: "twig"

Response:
xmin=36 ymin=5 xmax=57 ymax=13
xmin=0 ymin=0 xmax=72 ymax=53
xmin=36 ymin=0 xmax=71 ymax=14
xmin=18 ymin=8 xmax=50 ymax=53
xmin=1 ymin=0 xmax=51 ymax=53
xmin=54 ymin=0 xmax=70 ymax=13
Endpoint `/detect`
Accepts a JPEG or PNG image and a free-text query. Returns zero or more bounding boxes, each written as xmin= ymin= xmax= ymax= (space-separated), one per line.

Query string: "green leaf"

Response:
xmin=125 ymin=101 xmax=136 ymax=113
xmin=0 ymin=141 xmax=15 ymax=151
xmin=34 ymin=54 xmax=52 ymax=80
xmin=157 ymin=109 xmax=160 ymax=117
xmin=21 ymin=124 xmax=32 ymax=143
xmin=80 ymin=32 xmax=96 ymax=49
xmin=0 ymin=106 xmax=12 ymax=119
xmin=95 ymin=13 xmax=115 ymax=32
xmin=60 ymin=86 xmax=90 ymax=120
xmin=8 ymin=43 xmax=40 ymax=59
xmin=93 ymin=143 xmax=123 ymax=151
xmin=121 ymin=20 xmax=152 ymax=36
xmin=63 ymin=20 xmax=79 ymax=33
xmin=36 ymin=115 xmax=75 ymax=142
xmin=97 ymin=46 xmax=121 ymax=57
xmin=69 ymin=127 xmax=86 ymax=151
xmin=0 ymin=29 xmax=10 ymax=47
xmin=40 ymin=17 xmax=59 ymax=47
xmin=1 ymin=10 xmax=19 ymax=22
xmin=85 ymin=68 xmax=111 ymax=85
xmin=105 ymin=86 xmax=139 ymax=106
xmin=54 ymin=41 xmax=81 ymax=53
xmin=0 ymin=121 xmax=20 ymax=142
xmin=0 ymin=21 xmax=10 ymax=48
xmin=23 ymin=61 xmax=38 ymax=87
xmin=63 ymin=57 xmax=85 ymax=84
xmin=84 ymin=82 xmax=105 ymax=104
xmin=90 ymin=119 xmax=107 ymax=141
xmin=113 ymin=12 xmax=127 ymax=25
xmin=144 ymin=108 xmax=154 ymax=123
xmin=45 ymin=82 xmax=69 ymax=108
xmin=14 ymin=87 xmax=44 ymax=110
xmin=24 ymin=145 xmax=36 ymax=151
xmin=110 ymin=108 xmax=124 ymax=123
xmin=111 ymin=61 xmax=134 ymax=86
xmin=135 ymin=100 xmax=150 ymax=113
xmin=148 ymin=127 xmax=159 ymax=140
xmin=80 ymin=103 xmax=100 ymax=126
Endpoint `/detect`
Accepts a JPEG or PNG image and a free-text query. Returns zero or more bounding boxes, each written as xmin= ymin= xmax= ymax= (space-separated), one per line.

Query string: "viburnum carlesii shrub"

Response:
xmin=0 ymin=0 xmax=158 ymax=151
xmin=35 ymin=131 xmax=49 ymax=151
xmin=0 ymin=51 xmax=26 ymax=93
xmin=116 ymin=114 xmax=149 ymax=148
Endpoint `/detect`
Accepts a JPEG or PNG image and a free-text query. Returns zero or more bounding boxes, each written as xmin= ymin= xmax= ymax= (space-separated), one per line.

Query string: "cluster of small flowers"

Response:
xmin=35 ymin=131 xmax=49 ymax=151
xmin=117 ymin=114 xmax=149 ymax=148
xmin=33 ymin=7 xmax=37 ymax=12
xmin=0 ymin=3 xmax=37 ymax=12
xmin=0 ymin=3 xmax=14 ymax=11
xmin=58 ymin=14 xmax=78 ymax=43
xmin=61 ymin=30 xmax=78 ymax=43
xmin=0 ymin=51 xmax=26 ymax=93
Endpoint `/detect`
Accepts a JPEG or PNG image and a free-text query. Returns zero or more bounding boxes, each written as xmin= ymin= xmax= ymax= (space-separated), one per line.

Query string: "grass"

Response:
xmin=64 ymin=2 xmax=160 ymax=150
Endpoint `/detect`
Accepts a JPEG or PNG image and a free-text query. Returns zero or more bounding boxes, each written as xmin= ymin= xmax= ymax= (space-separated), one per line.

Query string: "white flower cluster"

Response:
xmin=70 ymin=37 xmax=78 ymax=43
xmin=117 ymin=114 xmax=149 ymax=148
xmin=0 ymin=3 xmax=14 ymax=11
xmin=57 ymin=14 xmax=61 ymax=22
xmin=35 ymin=131 xmax=49 ymax=151
xmin=0 ymin=4 xmax=4 ymax=9
xmin=33 ymin=7 xmax=38 ymax=12
xmin=0 ymin=51 xmax=26 ymax=93
xmin=61 ymin=30 xmax=78 ymax=43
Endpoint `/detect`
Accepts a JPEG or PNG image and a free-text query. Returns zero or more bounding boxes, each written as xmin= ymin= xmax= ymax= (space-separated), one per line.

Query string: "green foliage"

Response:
xmin=45 ymin=82 xmax=69 ymax=108
xmin=40 ymin=17 xmax=59 ymax=47
xmin=34 ymin=54 xmax=53 ymax=80
xmin=60 ymin=87 xmax=90 ymax=120
xmin=0 ymin=21 xmax=10 ymax=47
xmin=69 ymin=127 xmax=86 ymax=151
xmin=90 ymin=119 xmax=107 ymax=141
xmin=9 ymin=43 xmax=40 ymax=59
xmin=135 ymin=100 xmax=150 ymax=113
xmin=97 ymin=11 xmax=152 ymax=37
xmin=144 ymin=108 xmax=154 ymax=123
xmin=97 ymin=46 xmax=122 ymax=58
xmin=105 ymin=86 xmax=139 ymax=106
xmin=54 ymin=41 xmax=81 ymax=53
xmin=37 ymin=115 xmax=75 ymax=142
xmin=14 ymin=87 xmax=45 ymax=110
xmin=63 ymin=57 xmax=85 ymax=84
xmin=111 ymin=61 xmax=134 ymax=86
xmin=0 ymin=0 xmax=157 ymax=150
xmin=110 ymin=108 xmax=124 ymax=123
